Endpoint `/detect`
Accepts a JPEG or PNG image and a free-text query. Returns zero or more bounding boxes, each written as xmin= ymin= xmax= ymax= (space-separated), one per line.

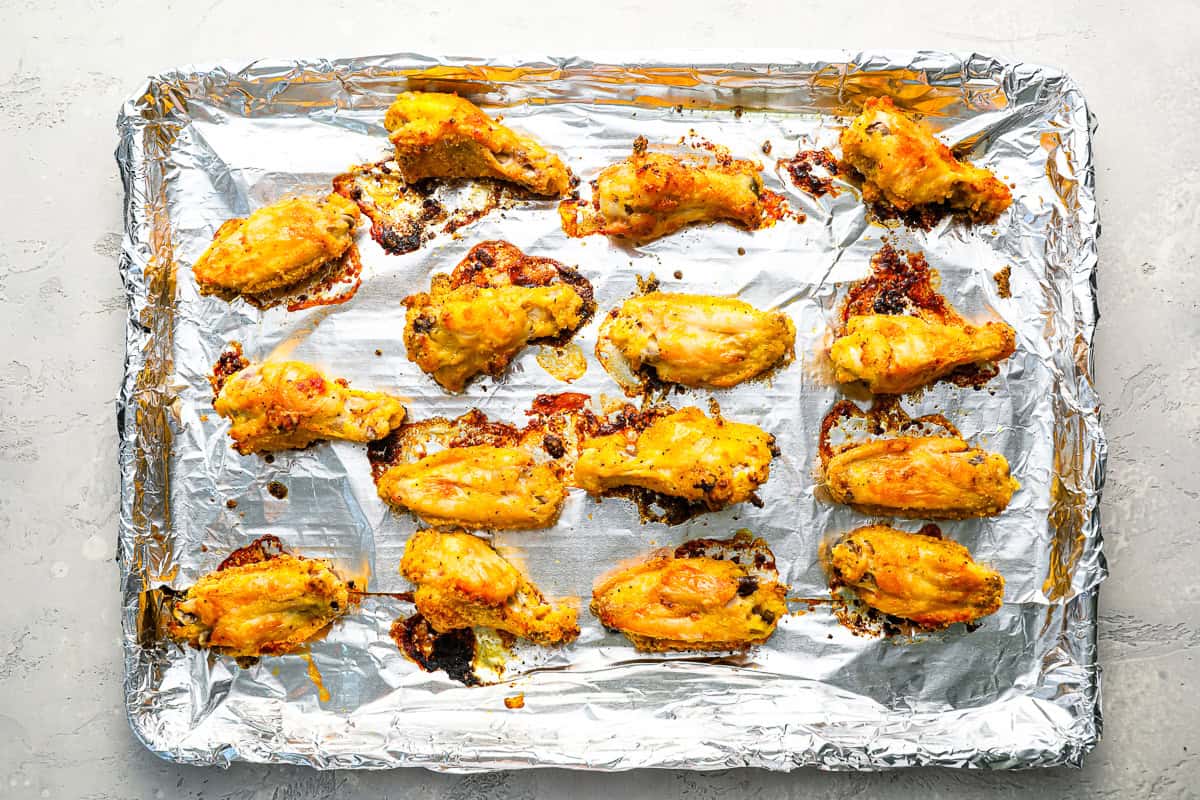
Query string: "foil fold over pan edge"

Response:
xmin=115 ymin=51 xmax=1104 ymax=771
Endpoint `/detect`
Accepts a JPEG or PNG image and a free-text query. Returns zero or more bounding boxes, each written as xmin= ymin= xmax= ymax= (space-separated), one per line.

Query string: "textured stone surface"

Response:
xmin=0 ymin=1 xmax=1196 ymax=797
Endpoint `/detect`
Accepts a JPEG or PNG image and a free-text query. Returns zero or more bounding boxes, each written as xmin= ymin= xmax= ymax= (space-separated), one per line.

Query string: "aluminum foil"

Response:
xmin=116 ymin=51 xmax=1104 ymax=771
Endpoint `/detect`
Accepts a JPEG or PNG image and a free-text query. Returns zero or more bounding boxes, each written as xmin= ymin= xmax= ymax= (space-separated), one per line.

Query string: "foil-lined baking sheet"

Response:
xmin=116 ymin=51 xmax=1104 ymax=771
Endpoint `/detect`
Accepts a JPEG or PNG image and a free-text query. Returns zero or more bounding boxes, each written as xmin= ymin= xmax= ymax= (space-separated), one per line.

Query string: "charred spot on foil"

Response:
xmin=542 ymin=433 xmax=566 ymax=459
xmin=780 ymin=149 xmax=841 ymax=198
xmin=267 ymin=481 xmax=289 ymax=500
xmin=210 ymin=342 xmax=249 ymax=397
xmin=392 ymin=613 xmax=481 ymax=687
xmin=218 ymin=535 xmax=285 ymax=570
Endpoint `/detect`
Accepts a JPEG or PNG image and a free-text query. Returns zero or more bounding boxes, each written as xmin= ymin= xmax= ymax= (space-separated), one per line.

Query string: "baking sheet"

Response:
xmin=116 ymin=51 xmax=1104 ymax=770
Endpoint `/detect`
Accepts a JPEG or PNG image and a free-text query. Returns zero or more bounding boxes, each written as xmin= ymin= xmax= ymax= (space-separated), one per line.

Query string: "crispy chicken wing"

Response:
xmin=591 ymin=533 xmax=788 ymax=651
xmin=169 ymin=542 xmax=350 ymax=659
xmin=597 ymin=292 xmax=794 ymax=393
xmin=823 ymin=525 xmax=1004 ymax=628
xmin=574 ymin=407 xmax=776 ymax=511
xmin=560 ymin=138 xmax=767 ymax=242
xmin=840 ymin=96 xmax=1012 ymax=222
xmin=212 ymin=348 xmax=406 ymax=455
xmin=377 ymin=445 xmax=566 ymax=530
xmin=192 ymin=194 xmax=360 ymax=298
xmin=831 ymin=314 xmax=1016 ymax=395
xmin=384 ymin=92 xmax=571 ymax=196
xmin=401 ymin=530 xmax=578 ymax=645
xmin=404 ymin=241 xmax=592 ymax=393
xmin=824 ymin=435 xmax=1019 ymax=519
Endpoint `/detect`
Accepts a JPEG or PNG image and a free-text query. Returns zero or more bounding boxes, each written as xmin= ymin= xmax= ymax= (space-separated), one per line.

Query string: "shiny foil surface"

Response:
xmin=115 ymin=52 xmax=1104 ymax=771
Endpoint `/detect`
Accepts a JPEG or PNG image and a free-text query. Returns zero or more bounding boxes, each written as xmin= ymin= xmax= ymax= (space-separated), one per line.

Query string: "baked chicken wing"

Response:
xmin=597 ymin=292 xmax=795 ymax=393
xmin=574 ymin=407 xmax=776 ymax=511
xmin=212 ymin=346 xmax=406 ymax=455
xmin=192 ymin=194 xmax=361 ymax=299
xmin=591 ymin=533 xmax=788 ymax=651
xmin=824 ymin=435 xmax=1018 ymax=519
xmin=560 ymin=137 xmax=768 ymax=242
xmin=401 ymin=530 xmax=578 ymax=645
xmin=168 ymin=539 xmax=350 ymax=659
xmin=384 ymin=92 xmax=571 ymax=196
xmin=377 ymin=445 xmax=566 ymax=531
xmin=840 ymin=96 xmax=1012 ymax=222
xmin=823 ymin=525 xmax=1004 ymax=628
xmin=403 ymin=241 xmax=593 ymax=393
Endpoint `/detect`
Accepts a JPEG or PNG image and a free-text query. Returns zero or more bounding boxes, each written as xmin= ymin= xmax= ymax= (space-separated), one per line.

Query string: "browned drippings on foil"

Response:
xmin=779 ymin=149 xmax=842 ymax=198
xmin=217 ymin=534 xmax=286 ymax=570
xmin=391 ymin=613 xmax=482 ymax=687
xmin=209 ymin=341 xmax=249 ymax=397
xmin=817 ymin=396 xmax=959 ymax=468
xmin=994 ymin=265 xmax=1013 ymax=299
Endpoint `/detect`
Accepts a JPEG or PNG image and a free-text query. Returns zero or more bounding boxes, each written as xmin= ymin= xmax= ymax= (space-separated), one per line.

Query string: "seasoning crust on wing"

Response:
xmin=384 ymin=92 xmax=572 ymax=196
xmin=403 ymin=241 xmax=594 ymax=393
xmin=823 ymin=525 xmax=1004 ymax=628
xmin=211 ymin=345 xmax=406 ymax=455
xmin=597 ymin=291 xmax=795 ymax=393
xmin=400 ymin=530 xmax=578 ymax=645
xmin=840 ymin=96 xmax=1012 ymax=222
xmin=560 ymin=137 xmax=769 ymax=242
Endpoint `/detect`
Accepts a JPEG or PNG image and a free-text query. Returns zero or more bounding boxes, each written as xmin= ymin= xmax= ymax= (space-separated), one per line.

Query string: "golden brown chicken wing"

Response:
xmin=830 ymin=244 xmax=1016 ymax=394
xmin=401 ymin=530 xmax=578 ymax=645
xmin=192 ymin=194 xmax=361 ymax=303
xmin=824 ymin=436 xmax=1018 ymax=519
xmin=823 ymin=525 xmax=1004 ymax=628
xmin=211 ymin=345 xmax=406 ymax=455
xmin=597 ymin=291 xmax=795 ymax=393
xmin=840 ymin=96 xmax=1012 ymax=222
xmin=376 ymin=446 xmax=566 ymax=531
xmin=168 ymin=537 xmax=350 ymax=659
xmin=560 ymin=137 xmax=769 ymax=242
xmin=384 ymin=92 xmax=572 ymax=196
xmin=403 ymin=241 xmax=593 ymax=393
xmin=574 ymin=407 xmax=776 ymax=512
xmin=591 ymin=533 xmax=788 ymax=651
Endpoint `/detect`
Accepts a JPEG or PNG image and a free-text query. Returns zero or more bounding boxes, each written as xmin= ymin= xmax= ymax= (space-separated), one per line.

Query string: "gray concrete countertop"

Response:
xmin=1 ymin=1 xmax=1196 ymax=797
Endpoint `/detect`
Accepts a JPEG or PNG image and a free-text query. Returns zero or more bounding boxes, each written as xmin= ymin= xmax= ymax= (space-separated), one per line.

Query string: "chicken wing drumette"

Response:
xmin=597 ymin=291 xmax=795 ymax=393
xmin=384 ymin=92 xmax=572 ymax=196
xmin=560 ymin=137 xmax=769 ymax=242
xmin=192 ymin=194 xmax=361 ymax=303
xmin=829 ymin=244 xmax=1016 ymax=394
xmin=400 ymin=530 xmax=578 ymax=645
xmin=212 ymin=345 xmax=406 ymax=455
xmin=840 ymin=96 xmax=1012 ymax=222
xmin=823 ymin=525 xmax=1004 ymax=628
xmin=591 ymin=533 xmax=788 ymax=651
xmin=168 ymin=538 xmax=350 ymax=659
xmin=574 ymin=407 xmax=776 ymax=512
xmin=403 ymin=241 xmax=593 ymax=393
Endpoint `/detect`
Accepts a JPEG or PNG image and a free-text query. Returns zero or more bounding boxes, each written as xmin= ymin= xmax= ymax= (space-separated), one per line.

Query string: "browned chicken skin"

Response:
xmin=823 ymin=525 xmax=1004 ymax=628
xmin=591 ymin=533 xmax=788 ymax=651
xmin=384 ymin=92 xmax=572 ymax=196
xmin=403 ymin=241 xmax=593 ymax=393
xmin=840 ymin=96 xmax=1012 ymax=222
xmin=212 ymin=348 xmax=406 ymax=455
xmin=560 ymin=138 xmax=768 ymax=242
xmin=192 ymin=194 xmax=360 ymax=298
xmin=168 ymin=542 xmax=350 ymax=659
xmin=400 ymin=530 xmax=578 ymax=645
xmin=597 ymin=292 xmax=795 ymax=393
xmin=574 ymin=407 xmax=776 ymax=511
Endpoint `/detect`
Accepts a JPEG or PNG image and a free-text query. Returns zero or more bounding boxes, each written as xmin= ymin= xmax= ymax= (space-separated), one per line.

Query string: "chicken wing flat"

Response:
xmin=401 ymin=529 xmax=578 ymax=645
xmin=597 ymin=291 xmax=795 ymax=393
xmin=560 ymin=137 xmax=768 ymax=242
xmin=376 ymin=445 xmax=566 ymax=531
xmin=574 ymin=407 xmax=776 ymax=512
xmin=404 ymin=241 xmax=594 ymax=393
xmin=384 ymin=92 xmax=572 ymax=196
xmin=840 ymin=96 xmax=1012 ymax=222
xmin=212 ymin=345 xmax=406 ymax=455
xmin=192 ymin=194 xmax=361 ymax=302
xmin=823 ymin=525 xmax=1004 ymax=628
xmin=824 ymin=436 xmax=1018 ymax=519
xmin=830 ymin=244 xmax=1016 ymax=394
xmin=168 ymin=538 xmax=350 ymax=659
xmin=591 ymin=533 xmax=788 ymax=652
